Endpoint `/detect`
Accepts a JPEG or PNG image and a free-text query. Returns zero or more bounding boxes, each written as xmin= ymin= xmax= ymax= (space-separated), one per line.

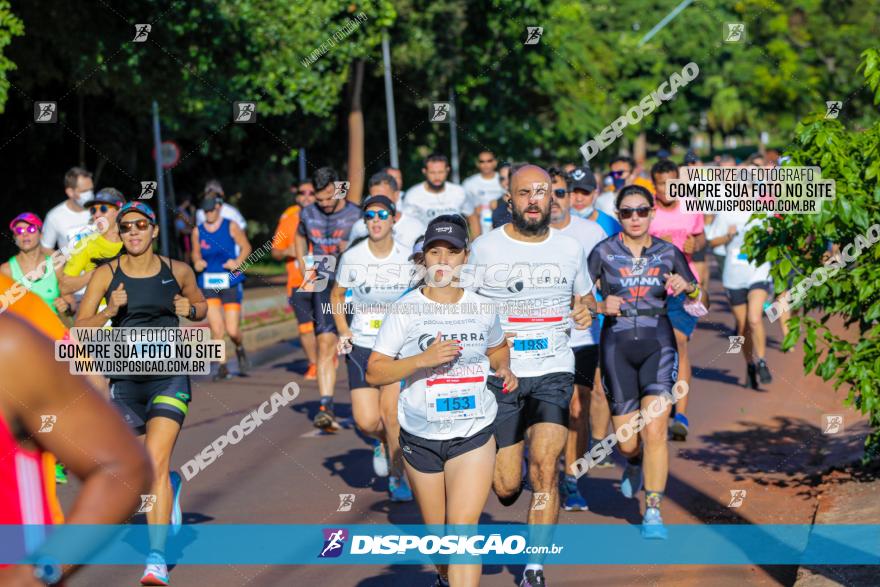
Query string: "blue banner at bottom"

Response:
xmin=1 ymin=524 xmax=878 ymax=565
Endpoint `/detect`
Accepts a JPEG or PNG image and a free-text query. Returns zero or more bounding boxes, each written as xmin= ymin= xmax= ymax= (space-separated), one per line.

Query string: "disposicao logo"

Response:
xmin=319 ymin=528 xmax=348 ymax=558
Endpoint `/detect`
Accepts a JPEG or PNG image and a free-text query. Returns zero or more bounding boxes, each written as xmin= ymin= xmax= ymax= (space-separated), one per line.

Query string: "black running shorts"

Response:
xmin=492 ymin=372 xmax=574 ymax=448
xmin=110 ymin=375 xmax=191 ymax=435
xmin=399 ymin=425 xmax=495 ymax=474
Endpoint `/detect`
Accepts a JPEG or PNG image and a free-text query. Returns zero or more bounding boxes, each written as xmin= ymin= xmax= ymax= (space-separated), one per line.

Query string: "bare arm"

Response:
xmin=468 ymin=211 xmax=482 ymax=238
xmin=59 ymin=270 xmax=94 ymax=295
xmin=330 ymin=284 xmax=352 ymax=337
xmin=171 ymin=260 xmax=208 ymax=321
xmin=229 ymin=223 xmax=252 ymax=267
xmin=74 ymin=264 xmax=117 ymax=327
xmin=0 ymin=261 xmax=10 ymax=278
xmin=366 ymin=351 xmax=426 ymax=387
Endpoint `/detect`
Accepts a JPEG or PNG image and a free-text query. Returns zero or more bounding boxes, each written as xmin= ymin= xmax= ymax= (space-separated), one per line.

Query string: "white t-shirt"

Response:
xmin=348 ymin=211 xmax=426 ymax=251
xmin=195 ymin=203 xmax=247 ymax=230
xmin=594 ymin=192 xmax=616 ymax=217
xmin=705 ymin=211 xmax=771 ymax=289
xmin=402 ymin=182 xmax=473 ymax=226
xmin=556 ymin=216 xmax=606 ymax=347
xmin=336 ymin=239 xmax=414 ymax=348
xmin=463 ymin=173 xmax=505 ymax=234
xmin=372 ymin=288 xmax=504 ymax=440
xmin=468 ymin=227 xmax=593 ymax=377
xmin=41 ymin=201 xmax=91 ymax=250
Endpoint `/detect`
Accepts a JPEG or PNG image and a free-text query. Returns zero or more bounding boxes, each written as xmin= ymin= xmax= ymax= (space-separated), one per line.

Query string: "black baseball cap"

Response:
xmin=569 ymin=166 xmax=597 ymax=192
xmin=200 ymin=196 xmax=222 ymax=211
xmin=84 ymin=188 xmax=125 ymax=208
xmin=423 ymin=221 xmax=468 ymax=250
xmin=684 ymin=150 xmax=700 ymax=164
xmin=362 ymin=195 xmax=396 ymax=215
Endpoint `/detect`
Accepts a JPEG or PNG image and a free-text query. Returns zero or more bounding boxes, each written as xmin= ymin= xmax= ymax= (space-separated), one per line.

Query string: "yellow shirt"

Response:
xmin=63 ymin=234 xmax=123 ymax=276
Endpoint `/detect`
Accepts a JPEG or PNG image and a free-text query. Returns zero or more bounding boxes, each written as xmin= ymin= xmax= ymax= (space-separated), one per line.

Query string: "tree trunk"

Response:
xmin=78 ymin=92 xmax=85 ymax=167
xmin=346 ymin=59 xmax=365 ymax=205
xmin=633 ymin=132 xmax=647 ymax=167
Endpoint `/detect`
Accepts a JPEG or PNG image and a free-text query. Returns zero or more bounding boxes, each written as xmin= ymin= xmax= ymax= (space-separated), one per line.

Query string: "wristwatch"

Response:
xmin=188 ymin=305 xmax=197 ymax=320
xmin=31 ymin=556 xmax=63 ymax=584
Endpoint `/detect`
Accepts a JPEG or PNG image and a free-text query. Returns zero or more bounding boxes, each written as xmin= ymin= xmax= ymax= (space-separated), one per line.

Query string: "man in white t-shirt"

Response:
xmin=468 ymin=164 xmax=592 ymax=587
xmin=194 ymin=180 xmax=247 ymax=230
xmin=463 ymin=150 xmax=505 ymax=237
xmin=41 ymin=166 xmax=94 ymax=251
xmin=402 ymin=153 xmax=475 ymax=233
xmin=348 ymin=172 xmax=425 ymax=250
xmin=547 ymin=167 xmax=611 ymax=512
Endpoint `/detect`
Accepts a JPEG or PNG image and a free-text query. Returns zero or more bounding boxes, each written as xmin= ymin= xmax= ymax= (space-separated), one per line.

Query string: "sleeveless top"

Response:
xmin=107 ymin=256 xmax=181 ymax=329
xmin=0 ymin=410 xmax=53 ymax=526
xmin=197 ymin=218 xmax=245 ymax=290
xmin=9 ymin=255 xmax=60 ymax=314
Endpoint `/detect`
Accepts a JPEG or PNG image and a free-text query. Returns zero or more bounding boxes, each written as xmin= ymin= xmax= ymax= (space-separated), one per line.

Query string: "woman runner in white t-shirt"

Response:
xmin=367 ymin=215 xmax=517 ymax=587
xmin=331 ymin=195 xmax=416 ymax=502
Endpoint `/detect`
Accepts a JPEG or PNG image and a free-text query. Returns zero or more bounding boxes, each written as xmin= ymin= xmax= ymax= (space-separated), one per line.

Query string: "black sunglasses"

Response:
xmin=618 ymin=207 xmax=651 ymax=220
xmin=553 ymin=188 xmax=568 ymax=199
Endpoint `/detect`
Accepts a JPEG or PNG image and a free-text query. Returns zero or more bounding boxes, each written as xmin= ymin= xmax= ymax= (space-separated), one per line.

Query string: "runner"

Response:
xmin=348 ymin=172 xmax=426 ymax=250
xmin=569 ymin=166 xmax=621 ymax=237
xmin=0 ymin=312 xmax=152 ymax=587
xmin=463 ymin=150 xmax=505 ymax=237
xmin=469 ymin=164 xmax=592 ymax=587
xmin=366 ymin=214 xmax=517 ymax=587
xmin=60 ymin=188 xmax=126 ymax=298
xmin=594 ymin=157 xmax=654 ymax=217
xmin=331 ymin=194 xmax=415 ymax=501
xmin=491 ymin=162 xmax=513 ymax=229
xmin=381 ymin=166 xmax=404 ymax=194
xmin=648 ymin=160 xmax=706 ymax=441
xmin=588 ymin=184 xmax=700 ymax=540
xmin=706 ymin=210 xmax=774 ymax=389
xmin=192 ymin=194 xmax=253 ymax=379
xmin=40 ymin=166 xmax=94 ymax=251
xmin=402 ymin=153 xmax=475 ymax=234
xmin=194 ymin=180 xmax=247 ymax=230
xmin=74 ymin=201 xmax=207 ymax=586
xmin=1 ymin=213 xmax=72 ymax=317
xmin=547 ymin=168 xmax=611 ymax=511
xmin=272 ymin=183 xmax=317 ymax=379
xmin=294 ymin=167 xmax=361 ymax=431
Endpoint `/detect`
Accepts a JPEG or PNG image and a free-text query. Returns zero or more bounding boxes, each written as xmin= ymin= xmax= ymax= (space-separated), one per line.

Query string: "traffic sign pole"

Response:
xmin=152 ymin=101 xmax=170 ymax=258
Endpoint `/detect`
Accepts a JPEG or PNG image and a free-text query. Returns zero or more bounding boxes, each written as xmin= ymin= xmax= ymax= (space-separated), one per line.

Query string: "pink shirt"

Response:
xmin=649 ymin=202 xmax=704 ymax=283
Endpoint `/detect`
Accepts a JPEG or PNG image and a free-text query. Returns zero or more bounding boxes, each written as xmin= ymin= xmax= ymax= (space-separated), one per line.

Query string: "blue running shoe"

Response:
xmin=669 ymin=413 xmax=689 ymax=441
xmin=641 ymin=507 xmax=668 ymax=539
xmin=170 ymin=471 xmax=182 ymax=536
xmin=140 ymin=551 xmax=169 ymax=586
xmin=620 ymin=463 xmax=643 ymax=499
xmin=389 ymin=475 xmax=413 ymax=502
xmin=561 ymin=475 xmax=588 ymax=511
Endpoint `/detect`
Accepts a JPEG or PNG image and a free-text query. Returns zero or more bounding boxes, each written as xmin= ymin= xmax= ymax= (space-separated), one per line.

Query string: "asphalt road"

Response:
xmin=65 ymin=278 xmax=868 ymax=587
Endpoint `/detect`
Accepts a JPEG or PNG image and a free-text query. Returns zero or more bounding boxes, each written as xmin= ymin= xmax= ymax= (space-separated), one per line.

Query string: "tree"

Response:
xmin=0 ymin=1 xmax=23 ymax=113
xmin=746 ymin=48 xmax=880 ymax=461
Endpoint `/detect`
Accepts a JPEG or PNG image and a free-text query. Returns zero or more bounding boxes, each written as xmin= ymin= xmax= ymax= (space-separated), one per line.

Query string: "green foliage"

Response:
xmin=746 ymin=48 xmax=880 ymax=461
xmin=0 ymin=0 xmax=23 ymax=113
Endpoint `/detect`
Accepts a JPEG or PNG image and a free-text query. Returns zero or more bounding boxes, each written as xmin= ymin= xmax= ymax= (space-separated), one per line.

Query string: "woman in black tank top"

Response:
xmin=74 ymin=202 xmax=206 ymax=585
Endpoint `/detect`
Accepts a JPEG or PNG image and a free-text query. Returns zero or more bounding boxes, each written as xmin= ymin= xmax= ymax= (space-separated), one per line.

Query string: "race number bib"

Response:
xmin=731 ymin=248 xmax=750 ymax=266
xmin=362 ymin=313 xmax=383 ymax=336
xmin=510 ymin=331 xmax=557 ymax=360
xmin=425 ymin=375 xmax=485 ymax=422
xmin=480 ymin=205 xmax=493 ymax=228
xmin=203 ymin=272 xmax=230 ymax=289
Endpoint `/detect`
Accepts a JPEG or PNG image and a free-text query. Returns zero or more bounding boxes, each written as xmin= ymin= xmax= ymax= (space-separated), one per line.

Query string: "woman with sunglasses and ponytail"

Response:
xmin=587 ymin=185 xmax=700 ymax=540
xmin=76 ymin=201 xmax=207 ymax=586
xmin=331 ymin=195 xmax=416 ymax=502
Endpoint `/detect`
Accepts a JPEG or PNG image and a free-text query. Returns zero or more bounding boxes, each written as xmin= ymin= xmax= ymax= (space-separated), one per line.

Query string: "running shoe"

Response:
xmin=669 ymin=413 xmax=689 ymax=441
xmin=756 ymin=358 xmax=772 ymax=384
xmin=214 ymin=363 xmax=231 ymax=381
xmin=55 ymin=462 xmax=68 ymax=484
xmin=433 ymin=574 xmax=450 ymax=587
xmin=389 ymin=476 xmax=414 ymax=502
xmin=641 ymin=507 xmax=668 ymax=540
xmin=236 ymin=345 xmax=249 ymax=375
xmin=520 ymin=569 xmax=547 ymax=587
xmin=313 ymin=404 xmax=340 ymax=431
xmin=589 ymin=440 xmax=615 ymax=468
xmin=169 ymin=471 xmax=183 ymax=536
xmin=304 ymin=363 xmax=317 ymax=380
xmin=561 ymin=475 xmax=588 ymax=511
xmin=372 ymin=441 xmax=389 ymax=477
xmin=746 ymin=363 xmax=759 ymax=389
xmin=140 ymin=552 xmax=169 ymax=586
xmin=620 ymin=463 xmax=643 ymax=499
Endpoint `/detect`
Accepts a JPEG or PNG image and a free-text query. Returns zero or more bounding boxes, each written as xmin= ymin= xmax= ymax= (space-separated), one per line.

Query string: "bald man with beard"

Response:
xmin=468 ymin=164 xmax=593 ymax=587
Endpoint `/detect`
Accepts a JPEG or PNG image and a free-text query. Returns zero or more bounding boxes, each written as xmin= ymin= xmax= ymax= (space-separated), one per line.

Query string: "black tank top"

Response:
xmin=107 ymin=255 xmax=181 ymax=329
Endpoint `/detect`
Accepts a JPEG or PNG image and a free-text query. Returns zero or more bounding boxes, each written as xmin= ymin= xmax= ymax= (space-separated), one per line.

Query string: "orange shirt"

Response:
xmin=272 ymin=205 xmax=304 ymax=295
xmin=634 ymin=176 xmax=656 ymax=194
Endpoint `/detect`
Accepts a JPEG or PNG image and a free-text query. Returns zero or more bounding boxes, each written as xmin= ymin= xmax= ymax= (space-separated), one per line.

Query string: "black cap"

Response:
xmin=362 ymin=195 xmax=396 ymax=215
xmin=684 ymin=150 xmax=700 ymax=164
xmin=84 ymin=188 xmax=125 ymax=208
xmin=569 ymin=166 xmax=597 ymax=192
xmin=200 ymin=196 xmax=222 ymax=211
xmin=423 ymin=221 xmax=468 ymax=250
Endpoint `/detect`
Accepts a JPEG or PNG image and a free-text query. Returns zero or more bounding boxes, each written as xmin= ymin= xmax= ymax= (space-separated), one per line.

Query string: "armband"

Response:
xmin=687 ymin=285 xmax=700 ymax=299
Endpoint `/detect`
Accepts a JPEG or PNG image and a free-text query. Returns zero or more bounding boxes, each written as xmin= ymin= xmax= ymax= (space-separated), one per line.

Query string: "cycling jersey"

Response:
xmin=297 ymin=202 xmax=361 ymax=279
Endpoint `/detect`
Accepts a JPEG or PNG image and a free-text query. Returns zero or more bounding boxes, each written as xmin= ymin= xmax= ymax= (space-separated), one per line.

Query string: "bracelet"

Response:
xmin=687 ymin=285 xmax=700 ymax=299
xmin=188 ymin=305 xmax=197 ymax=320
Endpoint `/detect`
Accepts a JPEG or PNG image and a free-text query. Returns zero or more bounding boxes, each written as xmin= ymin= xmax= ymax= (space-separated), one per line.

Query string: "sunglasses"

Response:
xmin=90 ymin=204 xmax=115 ymax=215
xmin=610 ymin=170 xmax=627 ymax=177
xmin=363 ymin=209 xmax=391 ymax=221
xmin=119 ymin=219 xmax=153 ymax=234
xmin=299 ymin=190 xmax=315 ymax=196
xmin=618 ymin=207 xmax=652 ymax=220
xmin=478 ymin=158 xmax=495 ymax=163
xmin=553 ymin=188 xmax=568 ymax=199
xmin=13 ymin=225 xmax=38 ymax=235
